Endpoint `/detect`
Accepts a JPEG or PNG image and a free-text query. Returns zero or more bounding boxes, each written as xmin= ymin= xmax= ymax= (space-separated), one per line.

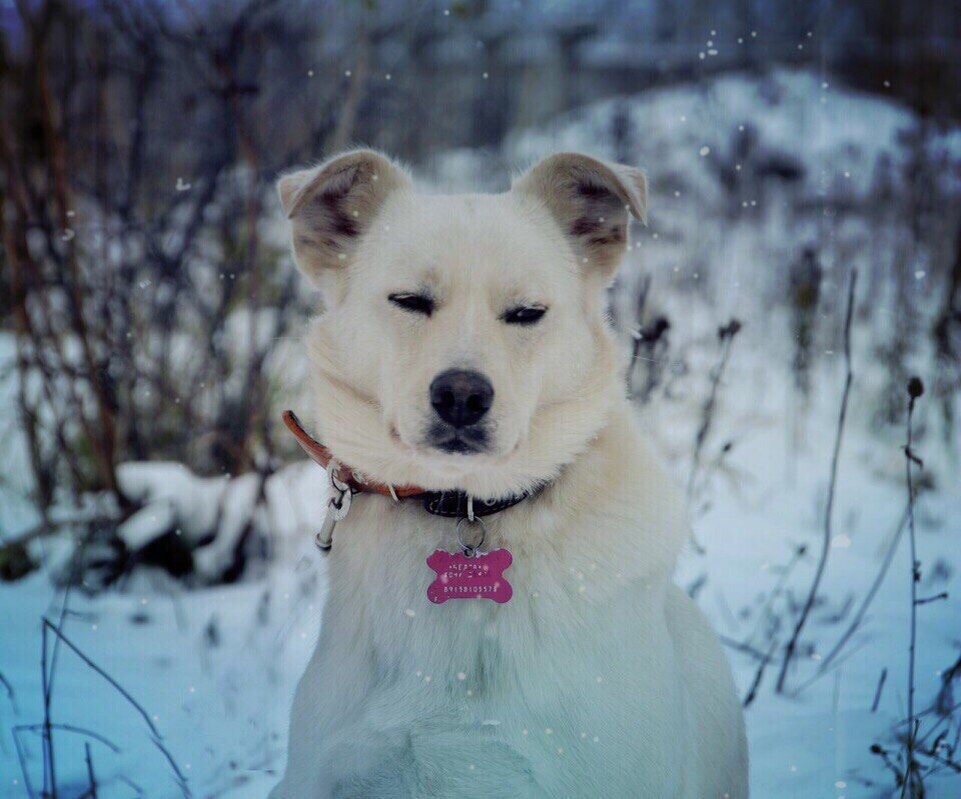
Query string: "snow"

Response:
xmin=5 ymin=335 xmax=958 ymax=796
xmin=117 ymin=502 xmax=178 ymax=551
xmin=115 ymin=460 xmax=329 ymax=581
xmin=0 ymin=558 xmax=324 ymax=797
xmin=507 ymin=68 xmax=940 ymax=201
xmin=2 ymin=68 xmax=960 ymax=797
xmin=664 ymin=345 xmax=961 ymax=797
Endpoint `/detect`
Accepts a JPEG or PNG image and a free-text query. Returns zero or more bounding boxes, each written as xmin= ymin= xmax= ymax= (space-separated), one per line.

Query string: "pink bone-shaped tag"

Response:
xmin=426 ymin=548 xmax=513 ymax=604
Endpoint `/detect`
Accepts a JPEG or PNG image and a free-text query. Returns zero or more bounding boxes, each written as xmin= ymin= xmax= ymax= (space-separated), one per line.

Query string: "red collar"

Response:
xmin=282 ymin=410 xmax=425 ymax=498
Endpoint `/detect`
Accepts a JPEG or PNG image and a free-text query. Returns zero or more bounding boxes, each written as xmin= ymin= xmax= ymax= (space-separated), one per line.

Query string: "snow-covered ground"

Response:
xmin=2 ymin=69 xmax=960 ymax=797
xmin=3 ymin=327 xmax=959 ymax=798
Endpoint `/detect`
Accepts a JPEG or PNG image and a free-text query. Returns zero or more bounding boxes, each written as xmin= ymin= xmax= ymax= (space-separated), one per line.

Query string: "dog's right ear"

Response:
xmin=277 ymin=149 xmax=411 ymax=284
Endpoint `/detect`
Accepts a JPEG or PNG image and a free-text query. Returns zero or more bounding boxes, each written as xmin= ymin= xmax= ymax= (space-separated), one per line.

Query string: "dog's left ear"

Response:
xmin=512 ymin=152 xmax=647 ymax=275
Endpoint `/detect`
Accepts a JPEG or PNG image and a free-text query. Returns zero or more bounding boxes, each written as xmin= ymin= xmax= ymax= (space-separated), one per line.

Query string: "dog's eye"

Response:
xmin=389 ymin=293 xmax=434 ymax=316
xmin=502 ymin=305 xmax=548 ymax=326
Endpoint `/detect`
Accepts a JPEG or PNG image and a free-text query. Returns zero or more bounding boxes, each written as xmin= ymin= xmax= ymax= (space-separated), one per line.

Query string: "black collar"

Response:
xmin=419 ymin=488 xmax=537 ymax=518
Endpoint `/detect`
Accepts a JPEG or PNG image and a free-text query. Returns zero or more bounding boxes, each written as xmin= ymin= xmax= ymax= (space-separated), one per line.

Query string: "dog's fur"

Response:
xmin=270 ymin=150 xmax=748 ymax=798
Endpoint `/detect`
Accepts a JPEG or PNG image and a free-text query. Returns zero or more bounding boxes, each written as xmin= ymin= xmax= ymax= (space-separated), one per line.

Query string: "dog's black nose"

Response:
xmin=430 ymin=369 xmax=494 ymax=428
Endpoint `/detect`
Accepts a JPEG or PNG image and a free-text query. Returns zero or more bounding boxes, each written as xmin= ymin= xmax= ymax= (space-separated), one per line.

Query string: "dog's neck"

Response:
xmin=283 ymin=409 xmax=545 ymax=522
xmin=323 ymin=401 xmax=687 ymax=594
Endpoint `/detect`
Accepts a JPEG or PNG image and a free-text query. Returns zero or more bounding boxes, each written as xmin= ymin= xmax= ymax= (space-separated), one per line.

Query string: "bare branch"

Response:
xmin=776 ymin=269 xmax=857 ymax=694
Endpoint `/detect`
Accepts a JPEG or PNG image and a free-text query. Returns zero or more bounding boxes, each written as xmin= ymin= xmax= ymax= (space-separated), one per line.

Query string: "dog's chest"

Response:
xmin=329 ymin=500 xmax=603 ymax=690
xmin=310 ymin=496 xmax=694 ymax=797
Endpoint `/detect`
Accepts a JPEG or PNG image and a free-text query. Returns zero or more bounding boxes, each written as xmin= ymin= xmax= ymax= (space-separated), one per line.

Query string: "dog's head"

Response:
xmin=278 ymin=150 xmax=646 ymax=498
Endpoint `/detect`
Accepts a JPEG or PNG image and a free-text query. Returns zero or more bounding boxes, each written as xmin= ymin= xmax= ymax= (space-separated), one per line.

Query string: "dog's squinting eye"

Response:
xmin=389 ymin=293 xmax=434 ymax=316
xmin=502 ymin=305 xmax=548 ymax=326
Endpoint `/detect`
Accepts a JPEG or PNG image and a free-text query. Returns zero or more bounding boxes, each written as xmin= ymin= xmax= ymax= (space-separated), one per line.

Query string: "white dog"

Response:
xmin=270 ymin=150 xmax=747 ymax=798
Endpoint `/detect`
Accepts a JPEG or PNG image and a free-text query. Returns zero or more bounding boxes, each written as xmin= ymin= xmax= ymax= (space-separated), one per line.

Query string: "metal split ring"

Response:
xmin=455 ymin=516 xmax=487 ymax=558
xmin=327 ymin=460 xmax=350 ymax=494
xmin=326 ymin=461 xmax=352 ymax=521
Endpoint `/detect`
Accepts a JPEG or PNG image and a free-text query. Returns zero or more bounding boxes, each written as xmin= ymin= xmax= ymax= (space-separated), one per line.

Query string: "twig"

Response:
xmin=873 ymin=668 xmax=888 ymax=713
xmin=630 ymin=315 xmax=671 ymax=401
xmin=818 ymin=504 xmax=909 ymax=674
xmin=744 ymin=543 xmax=806 ymax=650
xmin=793 ymin=637 xmax=870 ymax=695
xmin=0 ymin=669 xmax=15 ymax=711
xmin=915 ymin=592 xmax=947 ymax=606
xmin=117 ymin=774 xmax=145 ymax=796
xmin=12 ymin=726 xmax=36 ymax=799
xmin=918 ymin=746 xmax=961 ymax=775
xmin=776 ymin=269 xmax=857 ymax=694
xmin=47 ymin=526 xmax=92 ymax=718
xmin=84 ymin=741 xmax=98 ymax=799
xmin=719 ymin=635 xmax=770 ymax=662
xmin=901 ymin=376 xmax=925 ymax=798
xmin=32 ymin=525 xmax=98 ymax=799
xmin=41 ymin=614 xmax=57 ymax=797
xmin=41 ymin=619 xmax=192 ymax=797
xmin=872 ymin=742 xmax=908 ymax=785
xmin=687 ymin=318 xmax=742 ymax=504
xmin=14 ymin=722 xmax=120 ymax=754
xmin=739 ymin=546 xmax=810 ymax=707
xmin=917 ymin=699 xmax=961 ymax=748
xmin=743 ymin=637 xmax=780 ymax=707
xmin=935 ymin=650 xmax=961 ymax=717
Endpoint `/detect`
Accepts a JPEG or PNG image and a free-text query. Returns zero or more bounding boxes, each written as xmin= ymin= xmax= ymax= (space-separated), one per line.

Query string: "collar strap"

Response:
xmin=283 ymin=411 xmax=424 ymax=497
xmin=420 ymin=490 xmax=532 ymax=518
xmin=282 ymin=410 xmax=537 ymax=517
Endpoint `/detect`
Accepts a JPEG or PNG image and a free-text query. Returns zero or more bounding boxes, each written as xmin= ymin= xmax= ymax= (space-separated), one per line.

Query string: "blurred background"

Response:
xmin=1 ymin=1 xmax=960 ymax=796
